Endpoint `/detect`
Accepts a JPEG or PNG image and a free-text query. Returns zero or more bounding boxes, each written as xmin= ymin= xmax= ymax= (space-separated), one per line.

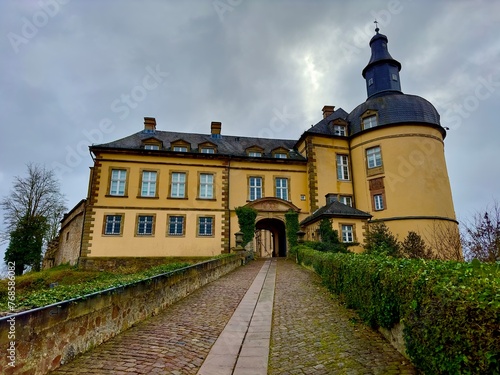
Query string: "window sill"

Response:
xmin=196 ymin=198 xmax=217 ymax=201
xmin=167 ymin=197 xmax=189 ymax=200
xmin=105 ymin=194 xmax=128 ymax=198
xmin=137 ymin=196 xmax=160 ymax=199
xmin=366 ymin=166 xmax=384 ymax=177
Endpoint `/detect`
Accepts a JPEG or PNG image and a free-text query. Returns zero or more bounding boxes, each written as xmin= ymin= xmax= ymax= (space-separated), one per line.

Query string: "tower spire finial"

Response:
xmin=374 ymin=19 xmax=379 ymax=34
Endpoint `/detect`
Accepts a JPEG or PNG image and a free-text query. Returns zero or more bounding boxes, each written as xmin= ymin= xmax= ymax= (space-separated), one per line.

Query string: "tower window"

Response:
xmin=366 ymin=146 xmax=382 ymax=169
xmin=391 ymin=73 xmax=398 ymax=81
xmin=362 ymin=115 xmax=377 ymax=130
xmin=368 ymin=78 xmax=374 ymax=86
xmin=374 ymin=194 xmax=384 ymax=210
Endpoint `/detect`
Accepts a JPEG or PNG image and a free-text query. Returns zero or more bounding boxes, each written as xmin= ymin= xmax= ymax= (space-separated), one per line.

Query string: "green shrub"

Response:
xmin=297 ymin=247 xmax=500 ymax=374
xmin=365 ymin=222 xmax=401 ymax=257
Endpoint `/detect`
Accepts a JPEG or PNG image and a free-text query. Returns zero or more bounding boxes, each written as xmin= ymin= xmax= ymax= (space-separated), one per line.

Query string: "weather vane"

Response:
xmin=374 ymin=19 xmax=379 ymax=33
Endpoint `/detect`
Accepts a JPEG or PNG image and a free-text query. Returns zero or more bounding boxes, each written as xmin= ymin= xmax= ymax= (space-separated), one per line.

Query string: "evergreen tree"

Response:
xmin=4 ymin=216 xmax=48 ymax=275
xmin=364 ymin=222 xmax=401 ymax=257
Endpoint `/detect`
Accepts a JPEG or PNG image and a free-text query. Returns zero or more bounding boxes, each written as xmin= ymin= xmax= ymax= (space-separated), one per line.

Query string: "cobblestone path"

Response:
xmin=51 ymin=259 xmax=417 ymax=374
xmin=268 ymin=259 xmax=416 ymax=375
xmin=51 ymin=260 xmax=265 ymax=375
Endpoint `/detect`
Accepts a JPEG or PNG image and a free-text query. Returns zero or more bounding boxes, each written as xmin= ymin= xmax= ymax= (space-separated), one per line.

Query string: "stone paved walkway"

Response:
xmin=51 ymin=259 xmax=416 ymax=374
xmin=269 ymin=260 xmax=416 ymax=375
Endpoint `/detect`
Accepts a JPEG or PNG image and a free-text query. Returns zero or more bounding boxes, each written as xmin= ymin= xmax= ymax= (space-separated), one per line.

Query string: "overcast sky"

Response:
xmin=1 ymin=0 xmax=499 ymax=267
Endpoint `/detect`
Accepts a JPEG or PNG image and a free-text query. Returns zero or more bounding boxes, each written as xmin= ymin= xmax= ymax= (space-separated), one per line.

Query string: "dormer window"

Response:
xmin=247 ymin=146 xmax=264 ymax=158
xmin=271 ymin=147 xmax=289 ymax=159
xmin=201 ymin=148 xmax=215 ymax=154
xmin=333 ymin=125 xmax=346 ymax=136
xmin=362 ymin=115 xmax=378 ymax=130
xmin=141 ymin=136 xmax=162 ymax=150
xmin=171 ymin=139 xmax=191 ymax=152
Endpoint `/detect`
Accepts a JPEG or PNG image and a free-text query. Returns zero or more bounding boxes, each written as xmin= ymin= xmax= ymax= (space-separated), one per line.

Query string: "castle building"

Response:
xmin=69 ymin=29 xmax=458 ymax=265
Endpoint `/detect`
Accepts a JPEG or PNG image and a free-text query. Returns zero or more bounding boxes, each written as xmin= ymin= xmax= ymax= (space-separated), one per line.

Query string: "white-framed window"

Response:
xmin=171 ymin=172 xmax=186 ymax=198
xmin=104 ymin=215 xmax=123 ymax=235
xmin=173 ymin=146 xmax=188 ymax=152
xmin=336 ymin=155 xmax=350 ymax=180
xmin=144 ymin=144 xmax=159 ymax=150
xmin=199 ymin=173 xmax=214 ymax=199
xmin=249 ymin=177 xmax=262 ymax=201
xmin=339 ymin=196 xmax=353 ymax=207
xmin=274 ymin=153 xmax=287 ymax=159
xmin=141 ymin=171 xmax=157 ymax=197
xmin=198 ymin=217 xmax=214 ymax=236
xmin=168 ymin=215 xmax=185 ymax=236
xmin=201 ymin=148 xmax=215 ymax=154
xmin=110 ymin=169 xmax=127 ymax=196
xmin=249 ymin=152 xmax=262 ymax=157
xmin=333 ymin=125 xmax=346 ymax=136
xmin=366 ymin=146 xmax=382 ymax=169
xmin=137 ymin=215 xmax=154 ymax=235
xmin=275 ymin=178 xmax=288 ymax=200
xmin=341 ymin=224 xmax=354 ymax=243
xmin=374 ymin=194 xmax=384 ymax=210
xmin=363 ymin=115 xmax=377 ymax=129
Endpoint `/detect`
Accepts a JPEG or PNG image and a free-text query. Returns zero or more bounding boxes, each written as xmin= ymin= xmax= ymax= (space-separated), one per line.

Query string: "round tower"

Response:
xmin=349 ymin=27 xmax=460 ymax=258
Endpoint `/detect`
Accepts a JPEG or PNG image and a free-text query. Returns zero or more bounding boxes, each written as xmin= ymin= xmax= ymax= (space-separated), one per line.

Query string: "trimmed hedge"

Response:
xmin=297 ymin=246 xmax=500 ymax=375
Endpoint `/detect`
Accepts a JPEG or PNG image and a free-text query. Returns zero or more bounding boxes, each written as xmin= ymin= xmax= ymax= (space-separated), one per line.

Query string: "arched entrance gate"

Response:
xmin=244 ymin=197 xmax=301 ymax=258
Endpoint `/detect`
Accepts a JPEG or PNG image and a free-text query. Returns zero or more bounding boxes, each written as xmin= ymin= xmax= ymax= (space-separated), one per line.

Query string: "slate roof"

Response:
xmin=305 ymin=108 xmax=349 ymax=137
xmin=347 ymin=92 xmax=443 ymax=136
xmin=300 ymin=200 xmax=372 ymax=226
xmin=91 ymin=130 xmax=307 ymax=161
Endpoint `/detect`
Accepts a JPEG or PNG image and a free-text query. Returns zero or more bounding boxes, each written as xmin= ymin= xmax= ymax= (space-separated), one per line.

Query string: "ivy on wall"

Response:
xmin=285 ymin=210 xmax=299 ymax=250
xmin=235 ymin=206 xmax=258 ymax=247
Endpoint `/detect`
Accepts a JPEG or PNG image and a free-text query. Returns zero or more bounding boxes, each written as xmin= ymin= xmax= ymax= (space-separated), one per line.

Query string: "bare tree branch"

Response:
xmin=461 ymin=201 xmax=500 ymax=262
xmin=1 ymin=163 xmax=67 ymax=244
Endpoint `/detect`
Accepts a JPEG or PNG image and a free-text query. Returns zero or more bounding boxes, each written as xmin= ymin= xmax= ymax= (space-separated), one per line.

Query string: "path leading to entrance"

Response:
xmin=51 ymin=259 xmax=416 ymax=374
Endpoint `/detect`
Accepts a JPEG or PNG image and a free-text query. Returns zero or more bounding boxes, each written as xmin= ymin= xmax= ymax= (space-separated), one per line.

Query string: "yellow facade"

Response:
xmin=77 ymin=30 xmax=459 ymax=261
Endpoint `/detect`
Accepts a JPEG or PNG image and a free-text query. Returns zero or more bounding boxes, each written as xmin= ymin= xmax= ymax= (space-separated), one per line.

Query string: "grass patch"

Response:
xmin=0 ymin=258 xmax=216 ymax=313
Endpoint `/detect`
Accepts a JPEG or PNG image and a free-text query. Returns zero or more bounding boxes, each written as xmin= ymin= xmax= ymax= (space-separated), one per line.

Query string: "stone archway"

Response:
xmin=244 ymin=198 xmax=301 ymax=258
xmin=255 ymin=218 xmax=287 ymax=257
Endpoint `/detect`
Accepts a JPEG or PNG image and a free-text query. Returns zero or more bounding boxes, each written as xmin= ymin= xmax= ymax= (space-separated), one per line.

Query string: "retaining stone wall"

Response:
xmin=0 ymin=254 xmax=246 ymax=375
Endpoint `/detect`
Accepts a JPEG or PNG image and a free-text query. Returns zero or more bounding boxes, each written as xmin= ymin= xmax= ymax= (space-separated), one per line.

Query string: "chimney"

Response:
xmin=144 ymin=117 xmax=156 ymax=132
xmin=325 ymin=193 xmax=338 ymax=205
xmin=211 ymin=121 xmax=222 ymax=138
xmin=322 ymin=105 xmax=335 ymax=119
